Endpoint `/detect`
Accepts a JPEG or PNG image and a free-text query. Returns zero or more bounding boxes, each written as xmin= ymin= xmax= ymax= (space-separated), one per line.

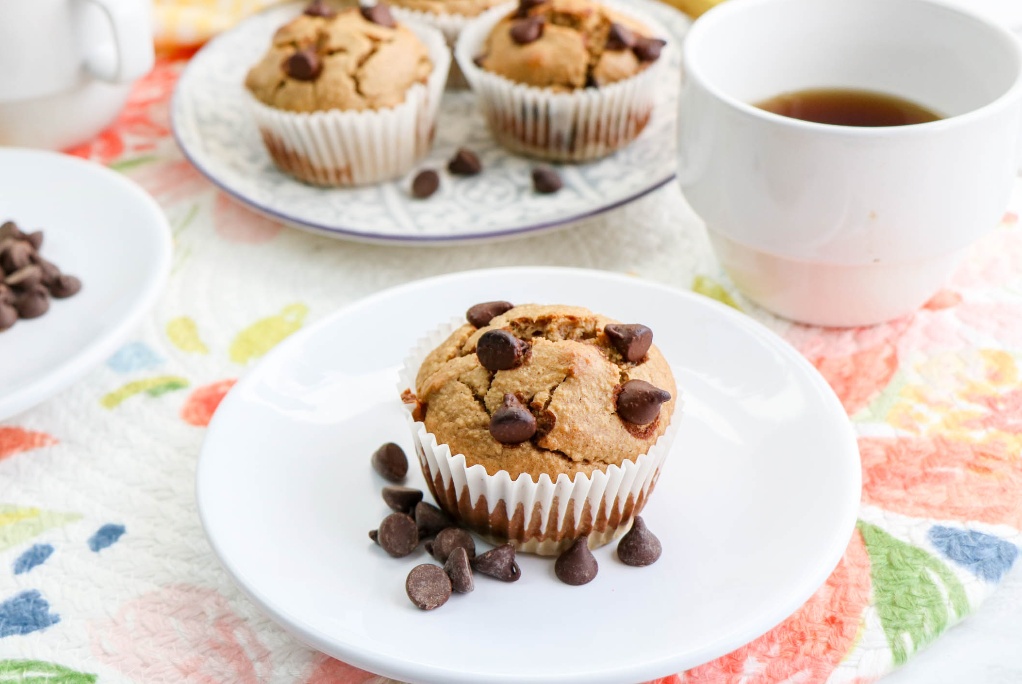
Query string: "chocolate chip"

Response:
xmin=431 ymin=527 xmax=476 ymax=563
xmin=377 ymin=512 xmax=419 ymax=557
xmin=368 ymin=529 xmax=379 ymax=543
xmin=616 ymin=379 xmax=671 ymax=425
xmin=361 ymin=3 xmax=396 ymax=28
xmin=25 ymin=231 xmax=43 ymax=250
xmin=406 ymin=564 xmax=451 ymax=610
xmin=476 ymin=329 xmax=528 ymax=371
xmin=531 ymin=166 xmax=562 ymax=194
xmin=448 ymin=148 xmax=482 ymax=176
xmin=555 ymin=536 xmax=598 ymax=585
xmin=36 ymin=259 xmax=60 ymax=287
xmin=382 ymin=486 xmax=423 ymax=514
xmin=633 ymin=37 xmax=666 ymax=62
xmin=424 ymin=540 xmax=434 ymax=555
xmin=0 ymin=303 xmax=16 ymax=332
xmin=605 ymin=22 xmax=636 ymax=51
xmin=472 ymin=542 xmax=521 ymax=582
xmin=0 ymin=222 xmax=21 ymax=240
xmin=0 ymin=240 xmax=33 ymax=273
xmin=444 ymin=546 xmax=474 ymax=593
xmin=15 ymin=286 xmax=49 ymax=320
xmin=371 ymin=442 xmax=408 ymax=482
xmin=604 ymin=324 xmax=653 ymax=363
xmin=617 ymin=516 xmax=661 ymax=566
xmin=0 ymin=283 xmax=13 ymax=305
xmin=515 ymin=0 xmax=546 ymax=17
xmin=415 ymin=501 xmax=454 ymax=538
xmin=5 ymin=264 xmax=43 ymax=290
xmin=466 ymin=300 xmax=513 ymax=328
xmin=48 ymin=274 xmax=81 ymax=299
xmin=489 ymin=393 xmax=537 ymax=444
xmin=411 ymin=169 xmax=439 ymax=199
xmin=304 ymin=0 xmax=336 ymax=17
xmin=510 ymin=17 xmax=544 ymax=45
xmin=285 ymin=48 xmax=322 ymax=81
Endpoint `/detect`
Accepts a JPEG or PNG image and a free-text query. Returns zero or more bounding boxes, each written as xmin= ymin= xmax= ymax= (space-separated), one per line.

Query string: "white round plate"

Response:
xmin=197 ymin=267 xmax=861 ymax=684
xmin=0 ymin=149 xmax=172 ymax=420
xmin=171 ymin=1 xmax=687 ymax=245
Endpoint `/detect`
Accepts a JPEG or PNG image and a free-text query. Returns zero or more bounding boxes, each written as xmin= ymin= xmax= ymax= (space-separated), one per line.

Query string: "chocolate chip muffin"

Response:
xmin=454 ymin=0 xmax=670 ymax=160
xmin=403 ymin=302 xmax=679 ymax=555
xmin=244 ymin=1 xmax=450 ymax=185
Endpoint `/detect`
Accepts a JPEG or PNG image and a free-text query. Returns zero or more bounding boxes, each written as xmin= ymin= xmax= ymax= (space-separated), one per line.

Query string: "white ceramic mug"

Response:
xmin=677 ymin=0 xmax=1022 ymax=327
xmin=0 ymin=0 xmax=154 ymax=150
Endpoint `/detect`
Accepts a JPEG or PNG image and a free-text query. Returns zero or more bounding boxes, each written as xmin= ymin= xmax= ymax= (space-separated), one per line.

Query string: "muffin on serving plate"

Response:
xmin=454 ymin=0 xmax=669 ymax=161
xmin=244 ymin=1 xmax=450 ymax=186
xmin=400 ymin=302 xmax=679 ymax=555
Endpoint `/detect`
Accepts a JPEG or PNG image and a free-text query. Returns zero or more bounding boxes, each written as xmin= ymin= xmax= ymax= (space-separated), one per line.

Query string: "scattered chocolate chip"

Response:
xmin=49 ymin=274 xmax=81 ymax=299
xmin=411 ymin=169 xmax=439 ymax=199
xmin=382 ymin=486 xmax=423 ymax=514
xmin=532 ymin=166 xmax=562 ymax=194
xmin=406 ymin=564 xmax=452 ymax=610
xmin=0 ymin=303 xmax=16 ymax=332
xmin=361 ymin=3 xmax=396 ymax=28
xmin=15 ymin=286 xmax=49 ymax=320
xmin=303 ymin=0 xmax=336 ymax=17
xmin=368 ymin=529 xmax=379 ymax=543
xmin=444 ymin=546 xmax=474 ymax=593
xmin=424 ymin=540 xmax=434 ymax=556
xmin=616 ymin=379 xmax=671 ymax=425
xmin=448 ymin=148 xmax=482 ymax=176
xmin=489 ymin=393 xmax=537 ymax=444
xmin=432 ymin=527 xmax=476 ymax=563
xmin=605 ymin=22 xmax=636 ymax=51
xmin=476 ymin=329 xmax=528 ymax=371
xmin=515 ymin=0 xmax=546 ymax=17
xmin=371 ymin=442 xmax=408 ymax=482
xmin=25 ymin=231 xmax=43 ymax=250
xmin=415 ymin=501 xmax=454 ymax=538
xmin=36 ymin=259 xmax=60 ymax=287
xmin=0 ymin=284 xmax=12 ymax=305
xmin=633 ymin=37 xmax=666 ymax=62
xmin=0 ymin=222 xmax=21 ymax=240
xmin=376 ymin=512 xmax=419 ymax=558
xmin=285 ymin=48 xmax=322 ymax=81
xmin=472 ymin=543 xmax=521 ymax=582
xmin=555 ymin=536 xmax=598 ymax=585
xmin=617 ymin=516 xmax=662 ymax=566
xmin=604 ymin=323 xmax=653 ymax=363
xmin=0 ymin=240 xmax=33 ymax=273
xmin=510 ymin=17 xmax=544 ymax=45
xmin=4 ymin=264 xmax=42 ymax=289
xmin=466 ymin=300 xmax=513 ymax=328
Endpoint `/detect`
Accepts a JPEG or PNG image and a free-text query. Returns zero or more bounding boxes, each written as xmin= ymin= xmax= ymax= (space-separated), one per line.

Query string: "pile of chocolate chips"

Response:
xmin=369 ymin=442 xmax=521 ymax=611
xmin=410 ymin=149 xmax=564 ymax=199
xmin=0 ymin=221 xmax=82 ymax=332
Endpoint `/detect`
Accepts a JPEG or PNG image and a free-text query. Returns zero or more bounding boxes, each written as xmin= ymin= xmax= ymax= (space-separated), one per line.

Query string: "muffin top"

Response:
xmin=412 ymin=303 xmax=677 ymax=481
xmin=245 ymin=2 xmax=432 ymax=112
xmin=476 ymin=0 xmax=666 ymax=90
xmin=390 ymin=0 xmax=505 ymax=18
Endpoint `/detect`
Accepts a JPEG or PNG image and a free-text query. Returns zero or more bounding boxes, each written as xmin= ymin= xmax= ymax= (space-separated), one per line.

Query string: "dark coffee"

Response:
xmin=755 ymin=88 xmax=942 ymax=127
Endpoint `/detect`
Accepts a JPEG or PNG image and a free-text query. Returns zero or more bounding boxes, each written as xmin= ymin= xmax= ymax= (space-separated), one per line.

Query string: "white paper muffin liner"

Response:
xmin=391 ymin=6 xmax=476 ymax=88
xmin=398 ymin=317 xmax=681 ymax=556
xmin=247 ymin=19 xmax=450 ymax=187
xmin=454 ymin=1 xmax=671 ymax=162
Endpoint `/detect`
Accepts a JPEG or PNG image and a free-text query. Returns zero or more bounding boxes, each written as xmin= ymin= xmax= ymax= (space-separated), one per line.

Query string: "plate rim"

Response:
xmin=169 ymin=0 xmax=686 ymax=246
xmin=196 ymin=266 xmax=862 ymax=684
xmin=0 ymin=148 xmax=173 ymax=421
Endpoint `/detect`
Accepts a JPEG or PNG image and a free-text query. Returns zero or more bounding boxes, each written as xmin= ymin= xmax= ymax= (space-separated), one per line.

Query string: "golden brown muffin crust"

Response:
xmin=414 ymin=304 xmax=677 ymax=481
xmin=390 ymin=0 xmax=505 ymax=17
xmin=245 ymin=7 xmax=433 ymax=112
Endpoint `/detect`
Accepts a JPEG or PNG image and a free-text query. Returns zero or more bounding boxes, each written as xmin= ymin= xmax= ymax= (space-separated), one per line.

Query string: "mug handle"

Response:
xmin=82 ymin=0 xmax=155 ymax=84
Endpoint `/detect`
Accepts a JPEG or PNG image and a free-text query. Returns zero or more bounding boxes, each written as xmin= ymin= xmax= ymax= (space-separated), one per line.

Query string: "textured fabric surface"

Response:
xmin=2 ymin=59 xmax=1022 ymax=683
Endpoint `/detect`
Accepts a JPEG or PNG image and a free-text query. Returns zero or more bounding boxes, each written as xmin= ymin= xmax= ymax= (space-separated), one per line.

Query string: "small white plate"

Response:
xmin=0 ymin=149 xmax=172 ymax=420
xmin=197 ymin=267 xmax=861 ymax=684
xmin=171 ymin=1 xmax=687 ymax=245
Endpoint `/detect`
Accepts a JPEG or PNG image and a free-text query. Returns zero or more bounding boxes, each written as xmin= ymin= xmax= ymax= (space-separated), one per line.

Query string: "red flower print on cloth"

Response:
xmin=89 ymin=584 xmax=271 ymax=683
xmin=181 ymin=379 xmax=238 ymax=427
xmin=809 ymin=342 xmax=899 ymax=415
xmin=0 ymin=427 xmax=57 ymax=462
xmin=680 ymin=531 xmax=870 ymax=684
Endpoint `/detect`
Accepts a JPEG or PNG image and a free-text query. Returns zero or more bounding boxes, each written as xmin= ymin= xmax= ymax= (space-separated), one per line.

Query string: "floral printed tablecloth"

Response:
xmin=2 ymin=58 xmax=1022 ymax=684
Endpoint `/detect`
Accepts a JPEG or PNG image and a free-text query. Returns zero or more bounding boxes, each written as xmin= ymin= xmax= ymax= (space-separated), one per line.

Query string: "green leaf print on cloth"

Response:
xmin=0 ymin=660 xmax=96 ymax=683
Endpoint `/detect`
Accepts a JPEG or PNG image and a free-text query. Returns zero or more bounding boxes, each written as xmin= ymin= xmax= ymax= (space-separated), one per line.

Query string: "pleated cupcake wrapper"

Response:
xmin=398 ymin=317 xmax=681 ymax=556
xmin=247 ymin=19 xmax=450 ymax=187
xmin=454 ymin=1 xmax=670 ymax=162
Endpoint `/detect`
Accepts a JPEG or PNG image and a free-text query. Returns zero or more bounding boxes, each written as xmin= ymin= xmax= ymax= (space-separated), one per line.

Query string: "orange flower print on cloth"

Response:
xmin=0 ymin=427 xmax=57 ymax=462
xmin=89 ymin=585 xmax=271 ymax=683
xmin=304 ymin=656 xmax=387 ymax=684
xmin=181 ymin=379 xmax=238 ymax=427
xmin=809 ymin=341 xmax=899 ymax=415
xmin=680 ymin=531 xmax=870 ymax=684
